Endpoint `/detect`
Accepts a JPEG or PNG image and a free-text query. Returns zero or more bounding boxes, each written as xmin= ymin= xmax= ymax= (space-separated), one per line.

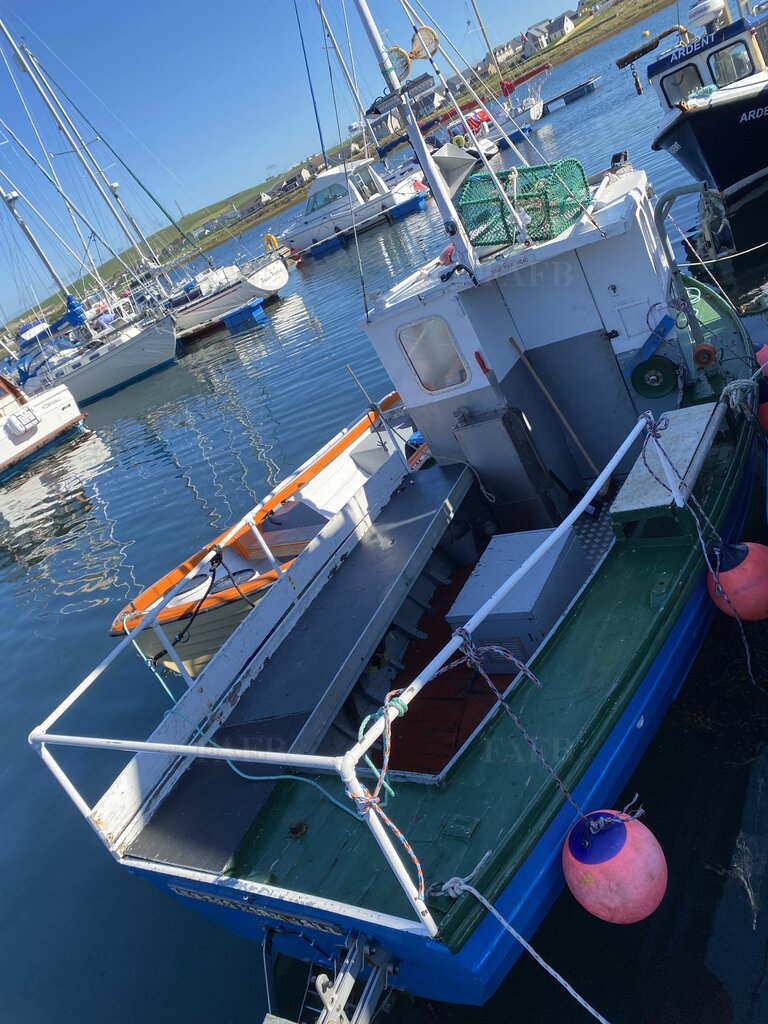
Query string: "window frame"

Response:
xmin=396 ymin=315 xmax=470 ymax=395
xmin=660 ymin=62 xmax=704 ymax=106
xmin=706 ymin=40 xmax=755 ymax=87
xmin=305 ymin=183 xmax=349 ymax=215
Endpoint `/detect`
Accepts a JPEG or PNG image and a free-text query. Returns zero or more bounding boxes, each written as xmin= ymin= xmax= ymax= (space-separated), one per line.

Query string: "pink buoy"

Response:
xmin=757 ymin=344 xmax=768 ymax=377
xmin=707 ymin=542 xmax=768 ymax=621
xmin=562 ymin=810 xmax=667 ymax=924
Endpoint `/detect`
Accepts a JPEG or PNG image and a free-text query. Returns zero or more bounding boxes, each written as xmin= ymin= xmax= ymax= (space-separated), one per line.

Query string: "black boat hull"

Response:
xmin=652 ymin=81 xmax=768 ymax=196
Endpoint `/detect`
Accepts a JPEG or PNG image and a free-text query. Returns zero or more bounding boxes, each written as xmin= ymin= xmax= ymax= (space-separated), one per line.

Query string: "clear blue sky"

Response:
xmin=0 ymin=0 xmax=555 ymax=316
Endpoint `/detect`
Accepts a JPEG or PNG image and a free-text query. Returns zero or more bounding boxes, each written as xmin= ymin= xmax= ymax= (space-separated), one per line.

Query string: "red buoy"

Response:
xmin=756 ymin=344 xmax=768 ymax=377
xmin=758 ymin=403 xmax=768 ymax=434
xmin=562 ymin=810 xmax=667 ymax=924
xmin=707 ymin=542 xmax=768 ymax=620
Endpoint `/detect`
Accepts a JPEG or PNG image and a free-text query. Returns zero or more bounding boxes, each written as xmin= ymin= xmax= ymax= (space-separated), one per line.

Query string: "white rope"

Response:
xmin=679 ymin=236 xmax=768 ymax=267
xmin=438 ymin=875 xmax=613 ymax=1024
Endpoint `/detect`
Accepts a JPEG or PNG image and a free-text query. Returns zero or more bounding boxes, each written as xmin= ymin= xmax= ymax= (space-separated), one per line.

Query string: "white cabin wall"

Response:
xmin=577 ymin=190 xmax=672 ymax=369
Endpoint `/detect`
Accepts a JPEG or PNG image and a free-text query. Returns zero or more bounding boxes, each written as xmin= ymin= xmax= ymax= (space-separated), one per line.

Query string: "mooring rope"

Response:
xmin=640 ymin=411 xmax=765 ymax=695
xmin=435 ymin=870 xmax=614 ymax=1024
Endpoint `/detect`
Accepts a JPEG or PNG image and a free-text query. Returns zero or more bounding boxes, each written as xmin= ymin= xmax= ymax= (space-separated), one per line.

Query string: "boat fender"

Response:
xmin=692 ymin=342 xmax=717 ymax=368
xmin=755 ymin=344 xmax=768 ymax=377
xmin=707 ymin=542 xmax=768 ymax=621
xmin=562 ymin=810 xmax=667 ymax=924
xmin=263 ymin=233 xmax=279 ymax=252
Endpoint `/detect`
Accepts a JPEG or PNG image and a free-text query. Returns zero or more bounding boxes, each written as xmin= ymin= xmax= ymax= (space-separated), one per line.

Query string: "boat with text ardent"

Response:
xmin=618 ymin=0 xmax=768 ymax=197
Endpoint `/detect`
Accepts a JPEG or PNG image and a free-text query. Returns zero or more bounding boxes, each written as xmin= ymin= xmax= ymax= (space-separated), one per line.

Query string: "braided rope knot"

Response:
xmin=641 ymin=410 xmax=669 ymax=439
xmin=441 ymin=876 xmax=466 ymax=899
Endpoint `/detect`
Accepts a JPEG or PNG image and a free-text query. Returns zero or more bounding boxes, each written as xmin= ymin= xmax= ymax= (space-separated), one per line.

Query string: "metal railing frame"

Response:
xmin=31 ymin=414 xmax=675 ymax=939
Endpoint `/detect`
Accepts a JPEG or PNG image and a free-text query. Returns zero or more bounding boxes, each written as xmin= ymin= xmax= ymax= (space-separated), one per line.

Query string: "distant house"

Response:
xmin=280 ymin=168 xmax=312 ymax=194
xmin=522 ymin=21 xmax=551 ymax=58
xmin=237 ymin=192 xmax=271 ymax=217
xmin=483 ymin=38 xmax=523 ymax=69
xmin=548 ymin=13 xmax=576 ymax=41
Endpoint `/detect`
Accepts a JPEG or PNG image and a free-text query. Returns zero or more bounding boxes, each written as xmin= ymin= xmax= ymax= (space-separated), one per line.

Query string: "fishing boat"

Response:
xmin=168 ymin=256 xmax=290 ymax=339
xmin=0 ymin=373 xmax=82 ymax=479
xmin=109 ymin=394 xmax=427 ymax=676
xmin=279 ymin=159 xmax=428 ymax=258
xmin=617 ymin=0 xmax=768 ymax=197
xmin=32 ymin=4 xmax=763 ymax=1021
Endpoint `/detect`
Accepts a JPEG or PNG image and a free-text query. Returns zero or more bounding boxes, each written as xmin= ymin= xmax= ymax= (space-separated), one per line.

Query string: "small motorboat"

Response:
xmin=168 ymin=257 xmax=290 ymax=339
xmin=278 ymin=159 xmax=428 ymax=258
xmin=0 ymin=373 xmax=83 ymax=479
xmin=110 ymin=393 xmax=427 ymax=675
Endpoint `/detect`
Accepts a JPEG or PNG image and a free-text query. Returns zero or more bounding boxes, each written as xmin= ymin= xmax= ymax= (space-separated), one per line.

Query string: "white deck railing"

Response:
xmin=30 ymin=414 xmax=665 ymax=938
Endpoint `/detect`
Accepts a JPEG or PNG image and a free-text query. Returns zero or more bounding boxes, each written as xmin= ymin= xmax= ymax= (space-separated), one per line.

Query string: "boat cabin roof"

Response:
xmin=310 ymin=159 xmax=376 ymax=189
xmin=648 ymin=14 xmax=766 ymax=77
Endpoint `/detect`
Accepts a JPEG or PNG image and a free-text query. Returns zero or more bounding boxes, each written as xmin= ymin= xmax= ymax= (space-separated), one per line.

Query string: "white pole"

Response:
xmin=29 ymin=730 xmax=342 ymax=773
xmin=0 ymin=19 xmax=143 ymax=260
xmin=350 ymin=0 xmax=476 ymax=270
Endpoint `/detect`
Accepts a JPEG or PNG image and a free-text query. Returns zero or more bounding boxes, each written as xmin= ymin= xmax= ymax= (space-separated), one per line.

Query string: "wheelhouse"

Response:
xmin=302 ymin=160 xmax=389 ymax=218
xmin=648 ymin=12 xmax=768 ymax=109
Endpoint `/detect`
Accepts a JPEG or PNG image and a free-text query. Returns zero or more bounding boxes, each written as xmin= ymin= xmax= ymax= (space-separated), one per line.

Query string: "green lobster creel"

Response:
xmin=456 ymin=158 xmax=591 ymax=248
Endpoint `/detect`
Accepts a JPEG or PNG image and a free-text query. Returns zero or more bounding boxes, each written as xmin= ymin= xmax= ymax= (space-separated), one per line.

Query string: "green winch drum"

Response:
xmin=455 ymin=158 xmax=591 ymax=248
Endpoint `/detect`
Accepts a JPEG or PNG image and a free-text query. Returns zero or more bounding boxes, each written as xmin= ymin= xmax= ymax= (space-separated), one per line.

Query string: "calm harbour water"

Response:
xmin=3 ymin=6 xmax=768 ymax=1022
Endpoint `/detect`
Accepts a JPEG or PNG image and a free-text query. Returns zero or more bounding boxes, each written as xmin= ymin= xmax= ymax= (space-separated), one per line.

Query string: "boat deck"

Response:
xmin=126 ymin=464 xmax=472 ymax=872
xmin=126 ymin=288 xmax=753 ymax=949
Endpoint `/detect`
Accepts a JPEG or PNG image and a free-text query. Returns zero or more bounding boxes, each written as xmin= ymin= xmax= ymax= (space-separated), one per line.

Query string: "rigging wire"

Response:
xmin=318 ymin=0 xmax=370 ymax=322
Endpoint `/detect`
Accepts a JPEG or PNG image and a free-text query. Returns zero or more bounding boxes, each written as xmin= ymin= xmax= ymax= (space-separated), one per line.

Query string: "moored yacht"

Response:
xmin=618 ymin=0 xmax=768 ymax=197
xmin=279 ymin=158 xmax=428 ymax=258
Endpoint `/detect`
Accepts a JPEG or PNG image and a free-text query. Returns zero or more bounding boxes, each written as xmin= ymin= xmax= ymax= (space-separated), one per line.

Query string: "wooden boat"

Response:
xmin=32 ymin=5 xmax=765 ymax=1020
xmin=0 ymin=374 xmax=83 ymax=478
xmin=110 ymin=392 xmax=426 ymax=675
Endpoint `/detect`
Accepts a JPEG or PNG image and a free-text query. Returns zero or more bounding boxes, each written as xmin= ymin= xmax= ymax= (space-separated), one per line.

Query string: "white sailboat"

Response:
xmin=169 ymin=258 xmax=290 ymax=338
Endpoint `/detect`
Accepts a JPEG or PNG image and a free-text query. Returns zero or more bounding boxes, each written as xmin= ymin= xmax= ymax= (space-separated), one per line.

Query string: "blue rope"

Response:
xmin=164 ymin=709 xmax=360 ymax=821
xmin=294 ymin=0 xmax=329 ymax=169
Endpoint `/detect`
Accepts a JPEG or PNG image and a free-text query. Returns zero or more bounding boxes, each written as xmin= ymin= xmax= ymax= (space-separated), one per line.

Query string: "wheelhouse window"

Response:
xmin=397 ymin=317 xmax=468 ymax=392
xmin=660 ymin=63 xmax=704 ymax=105
xmin=305 ymin=183 xmax=348 ymax=214
xmin=707 ymin=42 xmax=754 ymax=87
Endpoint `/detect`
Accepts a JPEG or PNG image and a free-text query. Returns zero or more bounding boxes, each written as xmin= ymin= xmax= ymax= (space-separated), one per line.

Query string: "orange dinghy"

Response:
xmin=111 ymin=393 xmax=426 ymax=676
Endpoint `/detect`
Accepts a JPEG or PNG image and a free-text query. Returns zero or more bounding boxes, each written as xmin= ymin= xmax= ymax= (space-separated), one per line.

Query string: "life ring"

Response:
xmin=263 ymin=232 xmax=279 ymax=253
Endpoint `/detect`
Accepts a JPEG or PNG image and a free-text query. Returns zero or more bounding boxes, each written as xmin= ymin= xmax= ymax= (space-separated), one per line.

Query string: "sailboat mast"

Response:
xmin=24 ymin=47 xmax=160 ymax=266
xmin=0 ymin=18 xmax=146 ymax=265
xmin=468 ymin=0 xmax=502 ymax=85
xmin=313 ymin=0 xmax=378 ymax=153
xmin=0 ymin=115 xmax=149 ymax=284
xmin=350 ymin=0 xmax=475 ymax=268
xmin=0 ymin=184 xmax=67 ymax=294
xmin=294 ymin=0 xmax=330 ymax=169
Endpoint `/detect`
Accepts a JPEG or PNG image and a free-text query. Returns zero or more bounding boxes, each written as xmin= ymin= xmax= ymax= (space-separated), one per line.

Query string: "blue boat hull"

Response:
xmin=653 ymin=82 xmax=768 ymax=197
xmin=129 ymin=443 xmax=756 ymax=1005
